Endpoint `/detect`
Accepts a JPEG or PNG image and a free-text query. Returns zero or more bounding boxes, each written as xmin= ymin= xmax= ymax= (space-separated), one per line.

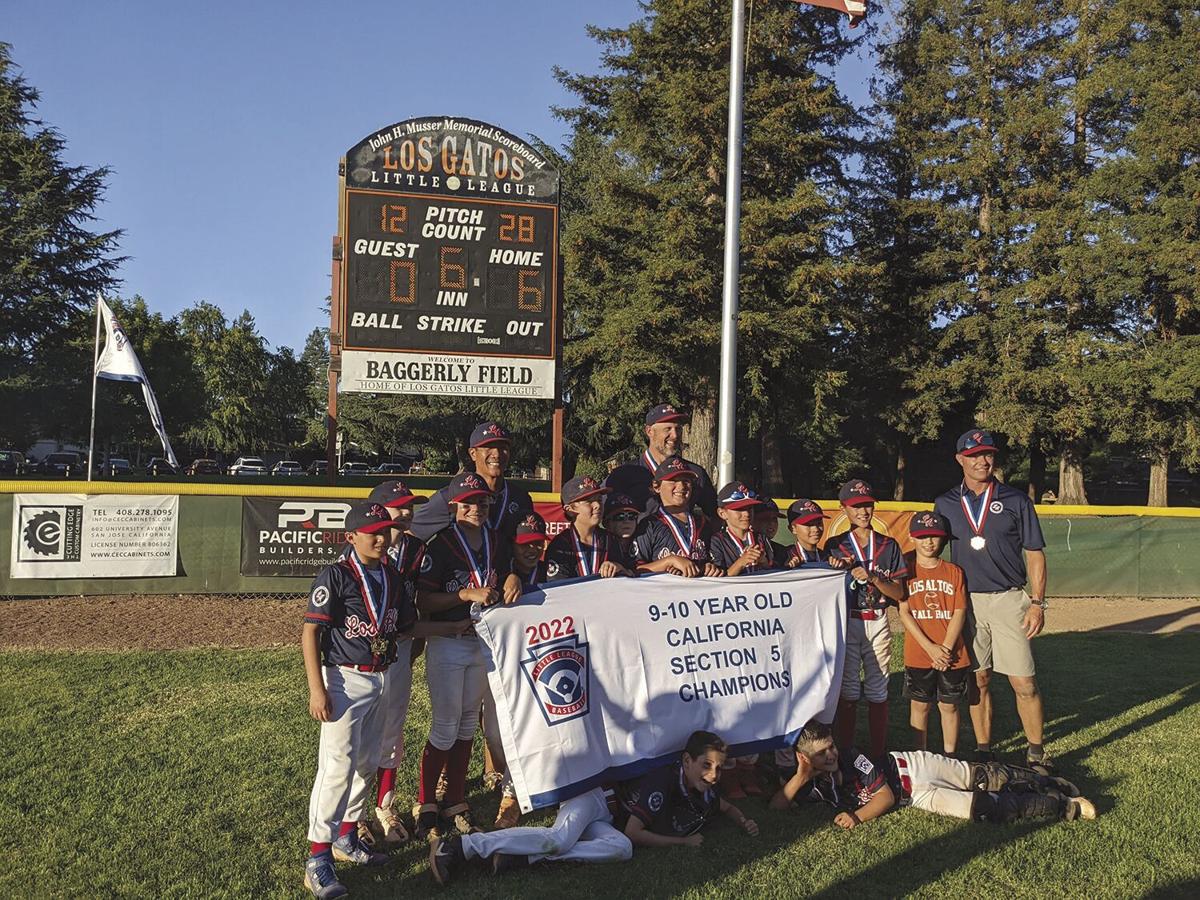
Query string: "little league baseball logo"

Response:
xmin=990 ymin=500 xmax=1004 ymax=514
xmin=521 ymin=633 xmax=590 ymax=727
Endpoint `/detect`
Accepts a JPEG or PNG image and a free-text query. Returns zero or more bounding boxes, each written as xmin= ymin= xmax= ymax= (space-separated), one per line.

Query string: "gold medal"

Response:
xmin=370 ymin=637 xmax=389 ymax=656
xmin=970 ymin=535 xmax=987 ymax=551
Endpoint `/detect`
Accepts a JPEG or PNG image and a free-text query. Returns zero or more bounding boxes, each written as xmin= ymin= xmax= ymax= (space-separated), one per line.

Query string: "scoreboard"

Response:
xmin=337 ymin=117 xmax=560 ymax=399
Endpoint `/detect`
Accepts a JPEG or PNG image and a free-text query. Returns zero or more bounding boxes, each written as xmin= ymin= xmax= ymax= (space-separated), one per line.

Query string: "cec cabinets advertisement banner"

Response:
xmin=475 ymin=567 xmax=847 ymax=812
xmin=10 ymin=494 xmax=178 ymax=578
xmin=240 ymin=497 xmax=357 ymax=577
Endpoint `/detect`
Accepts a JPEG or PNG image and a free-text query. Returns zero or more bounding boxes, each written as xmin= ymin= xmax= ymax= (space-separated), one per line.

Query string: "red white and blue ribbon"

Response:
xmin=641 ymin=449 xmax=658 ymax=473
xmin=571 ymin=528 xmax=606 ymax=577
xmin=488 ymin=482 xmax=510 ymax=530
xmin=847 ymin=529 xmax=875 ymax=572
xmin=348 ymin=551 xmax=390 ymax=635
xmin=388 ymin=535 xmax=410 ymax=574
xmin=659 ymin=510 xmax=697 ymax=557
xmin=959 ymin=481 xmax=994 ymax=540
xmin=452 ymin=524 xmax=492 ymax=588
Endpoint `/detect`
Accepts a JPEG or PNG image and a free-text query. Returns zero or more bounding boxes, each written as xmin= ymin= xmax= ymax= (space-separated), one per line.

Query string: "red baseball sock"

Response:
xmin=868 ymin=701 xmax=889 ymax=758
xmin=418 ymin=741 xmax=450 ymax=804
xmin=834 ymin=700 xmax=857 ymax=749
xmin=310 ymin=842 xmax=332 ymax=856
xmin=442 ymin=738 xmax=474 ymax=805
xmin=338 ymin=820 xmax=357 ymax=838
xmin=376 ymin=767 xmax=397 ymax=808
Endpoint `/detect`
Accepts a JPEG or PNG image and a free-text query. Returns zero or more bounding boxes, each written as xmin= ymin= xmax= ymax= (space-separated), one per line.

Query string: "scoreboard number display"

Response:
xmin=337 ymin=117 xmax=560 ymax=399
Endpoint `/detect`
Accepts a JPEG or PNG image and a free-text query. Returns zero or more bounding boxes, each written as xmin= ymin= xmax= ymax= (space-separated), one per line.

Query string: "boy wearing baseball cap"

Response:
xmin=753 ymin=497 xmax=787 ymax=567
xmin=709 ymin=482 xmax=773 ymax=575
xmin=545 ymin=475 xmax=635 ymax=581
xmin=900 ymin=512 xmax=970 ymax=755
xmin=827 ymin=479 xmax=907 ymax=759
xmin=603 ymin=491 xmax=642 ymax=556
xmin=631 ymin=457 xmax=722 ymax=577
xmin=784 ymin=499 xmax=830 ymax=567
xmin=511 ymin=511 xmax=550 ymax=590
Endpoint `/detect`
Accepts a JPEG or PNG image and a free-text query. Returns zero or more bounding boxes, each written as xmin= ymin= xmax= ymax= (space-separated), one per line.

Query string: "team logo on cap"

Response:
xmin=579 ymin=476 xmax=599 ymax=491
xmin=482 ymin=423 xmax=506 ymax=439
xmin=521 ymin=513 xmax=540 ymax=529
xmin=664 ymin=458 xmax=686 ymax=474
xmin=461 ymin=474 xmax=484 ymax=490
xmin=521 ymin=633 xmax=590 ymax=726
xmin=972 ymin=431 xmax=984 ymax=443
xmin=801 ymin=501 xmax=820 ymax=513
xmin=914 ymin=512 xmax=938 ymax=529
xmin=369 ymin=503 xmax=387 ymax=517
xmin=849 ymin=482 xmax=869 ymax=495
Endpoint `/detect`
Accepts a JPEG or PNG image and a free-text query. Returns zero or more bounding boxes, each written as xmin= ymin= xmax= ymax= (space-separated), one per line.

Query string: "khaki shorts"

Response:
xmin=968 ymin=589 xmax=1036 ymax=678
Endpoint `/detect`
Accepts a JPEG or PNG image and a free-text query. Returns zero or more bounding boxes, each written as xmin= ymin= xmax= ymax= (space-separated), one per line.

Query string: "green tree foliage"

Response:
xmin=0 ymin=42 xmax=122 ymax=446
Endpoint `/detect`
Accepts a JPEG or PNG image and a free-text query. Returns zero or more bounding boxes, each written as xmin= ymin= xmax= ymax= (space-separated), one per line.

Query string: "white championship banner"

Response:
xmin=10 ymin=494 xmax=179 ymax=579
xmin=475 ymin=567 xmax=847 ymax=812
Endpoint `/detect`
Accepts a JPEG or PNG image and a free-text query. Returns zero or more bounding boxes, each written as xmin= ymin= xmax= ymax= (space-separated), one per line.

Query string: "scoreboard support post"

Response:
xmin=325 ymin=235 xmax=343 ymax=486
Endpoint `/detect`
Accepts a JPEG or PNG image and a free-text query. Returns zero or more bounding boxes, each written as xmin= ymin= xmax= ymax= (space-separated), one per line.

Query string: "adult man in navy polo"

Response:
xmin=604 ymin=403 xmax=717 ymax=518
xmin=410 ymin=421 xmax=534 ymax=543
xmin=934 ymin=429 xmax=1050 ymax=767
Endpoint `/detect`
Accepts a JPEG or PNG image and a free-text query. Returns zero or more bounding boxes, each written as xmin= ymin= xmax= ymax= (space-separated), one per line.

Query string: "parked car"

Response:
xmin=144 ymin=457 xmax=177 ymax=477
xmin=228 ymin=456 xmax=268 ymax=476
xmin=0 ymin=449 xmax=26 ymax=476
xmin=39 ymin=451 xmax=86 ymax=477
xmin=96 ymin=458 xmax=133 ymax=478
xmin=271 ymin=460 xmax=304 ymax=477
xmin=307 ymin=459 xmax=329 ymax=476
xmin=407 ymin=462 xmax=426 ymax=474
xmin=186 ymin=458 xmax=221 ymax=476
xmin=371 ymin=462 xmax=409 ymax=475
xmin=339 ymin=461 xmax=371 ymax=476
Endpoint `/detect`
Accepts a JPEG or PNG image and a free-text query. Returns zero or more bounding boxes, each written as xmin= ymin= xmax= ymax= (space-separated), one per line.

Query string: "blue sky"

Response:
xmin=7 ymin=1 xmax=874 ymax=353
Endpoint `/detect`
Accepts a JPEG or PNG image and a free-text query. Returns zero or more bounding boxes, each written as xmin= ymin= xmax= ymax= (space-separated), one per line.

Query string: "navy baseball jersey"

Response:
xmin=410 ymin=476 xmax=534 ymax=543
xmin=544 ymin=528 xmax=634 ymax=581
xmin=417 ymin=525 xmax=513 ymax=622
xmin=340 ymin=533 xmax=426 ymax=611
xmin=935 ymin=481 xmax=1046 ymax=593
xmin=775 ymin=747 xmax=897 ymax=811
xmin=827 ymin=530 xmax=908 ymax=613
xmin=605 ymin=453 xmax=718 ymax=519
xmin=516 ymin=560 xmax=549 ymax=591
xmin=783 ymin=544 xmax=830 ymax=567
xmin=708 ymin=528 xmax=776 ymax=573
xmin=304 ymin=556 xmax=417 ymax=666
xmin=632 ymin=511 xmax=715 ymax=567
xmin=616 ymin=762 xmax=720 ymax=836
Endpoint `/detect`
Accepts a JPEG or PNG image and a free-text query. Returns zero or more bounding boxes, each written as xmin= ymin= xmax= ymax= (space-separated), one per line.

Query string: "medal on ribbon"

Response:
xmin=349 ymin=552 xmax=391 ymax=657
xmin=571 ymin=529 xmax=605 ymax=577
xmin=642 ymin=449 xmax=658 ymax=474
xmin=727 ymin=527 xmax=757 ymax=569
xmin=452 ymin=524 xmax=492 ymax=588
xmin=659 ymin=510 xmax=697 ymax=559
xmin=959 ymin=481 xmax=994 ymax=551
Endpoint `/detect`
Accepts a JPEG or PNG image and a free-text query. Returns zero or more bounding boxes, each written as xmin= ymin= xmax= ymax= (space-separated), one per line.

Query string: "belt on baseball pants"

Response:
xmin=849 ymin=610 xmax=881 ymax=620
xmin=339 ymin=663 xmax=391 ymax=673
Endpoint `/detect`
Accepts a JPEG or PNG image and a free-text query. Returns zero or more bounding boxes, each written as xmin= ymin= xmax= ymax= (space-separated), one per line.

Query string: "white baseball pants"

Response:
xmin=425 ymin=634 xmax=487 ymax=750
xmin=890 ymin=750 xmax=974 ymax=819
xmin=461 ymin=788 xmax=632 ymax=864
xmin=307 ymin=666 xmax=387 ymax=842
xmin=841 ymin=615 xmax=891 ymax=703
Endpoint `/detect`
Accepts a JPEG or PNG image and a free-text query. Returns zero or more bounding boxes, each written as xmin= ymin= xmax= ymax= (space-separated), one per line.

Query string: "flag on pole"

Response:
xmin=94 ymin=295 xmax=179 ymax=468
xmin=791 ymin=0 xmax=866 ymax=27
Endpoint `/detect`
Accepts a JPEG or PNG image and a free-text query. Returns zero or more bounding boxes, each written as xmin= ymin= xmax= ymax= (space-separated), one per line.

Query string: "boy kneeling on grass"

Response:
xmin=769 ymin=720 xmax=1095 ymax=826
xmin=429 ymin=731 xmax=757 ymax=885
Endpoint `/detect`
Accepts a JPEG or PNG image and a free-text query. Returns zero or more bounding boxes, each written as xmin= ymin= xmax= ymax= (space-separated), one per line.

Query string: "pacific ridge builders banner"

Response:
xmin=475 ymin=567 xmax=848 ymax=813
xmin=10 ymin=494 xmax=178 ymax=578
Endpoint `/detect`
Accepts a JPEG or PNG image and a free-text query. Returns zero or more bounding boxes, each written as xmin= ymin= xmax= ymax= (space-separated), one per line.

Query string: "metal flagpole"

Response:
xmin=717 ymin=0 xmax=747 ymax=487
xmin=86 ymin=293 xmax=102 ymax=482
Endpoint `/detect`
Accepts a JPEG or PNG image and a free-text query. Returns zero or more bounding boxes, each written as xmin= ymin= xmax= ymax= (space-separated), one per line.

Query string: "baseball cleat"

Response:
xmin=332 ymin=830 xmax=390 ymax=866
xmin=356 ymin=819 xmax=377 ymax=847
xmin=413 ymin=802 xmax=442 ymax=842
xmin=429 ymin=833 xmax=466 ymax=886
xmin=1065 ymin=796 xmax=1096 ymax=820
xmin=483 ymin=770 xmax=506 ymax=793
xmin=374 ymin=803 xmax=411 ymax=846
xmin=442 ymin=801 xmax=481 ymax=835
xmin=303 ymin=853 xmax=349 ymax=899
xmin=436 ymin=771 xmax=449 ymax=805
xmin=491 ymin=851 xmax=530 ymax=876
xmin=493 ymin=795 xmax=520 ymax=830
xmin=1027 ymin=752 xmax=1055 ymax=772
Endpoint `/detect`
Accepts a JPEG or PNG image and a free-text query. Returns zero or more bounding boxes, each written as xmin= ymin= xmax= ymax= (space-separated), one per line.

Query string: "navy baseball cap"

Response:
xmin=470 ymin=421 xmax=511 ymax=447
xmin=514 ymin=511 xmax=550 ymax=545
xmin=787 ymin=499 xmax=829 ymax=526
xmin=368 ymin=479 xmax=428 ymax=508
xmin=645 ymin=403 xmax=689 ymax=426
xmin=561 ymin=474 xmax=611 ymax=506
xmin=910 ymin=510 xmax=953 ymax=539
xmin=447 ymin=471 xmax=493 ymax=504
xmin=652 ymin=456 xmax=697 ymax=482
xmin=717 ymin=481 xmax=762 ymax=510
xmin=344 ymin=502 xmax=401 ymax=534
xmin=838 ymin=479 xmax=877 ymax=507
xmin=957 ymin=428 xmax=998 ymax=456
xmin=605 ymin=492 xmax=642 ymax=515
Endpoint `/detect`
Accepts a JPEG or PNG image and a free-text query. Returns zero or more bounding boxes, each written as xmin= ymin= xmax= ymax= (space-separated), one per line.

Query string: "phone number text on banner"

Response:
xmin=475 ymin=567 xmax=847 ymax=812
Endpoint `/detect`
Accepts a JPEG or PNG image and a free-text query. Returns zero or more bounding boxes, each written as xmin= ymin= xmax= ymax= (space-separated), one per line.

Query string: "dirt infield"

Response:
xmin=1 ymin=593 xmax=1197 ymax=651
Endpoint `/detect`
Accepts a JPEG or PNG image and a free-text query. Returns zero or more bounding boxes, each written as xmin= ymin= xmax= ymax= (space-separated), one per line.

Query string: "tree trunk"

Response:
xmin=1028 ymin=443 xmax=1045 ymax=502
xmin=687 ymin=386 xmax=718 ymax=484
xmin=1148 ymin=450 xmax=1168 ymax=507
xmin=1058 ymin=442 xmax=1088 ymax=505
xmin=761 ymin=423 xmax=785 ymax=496
xmin=893 ymin=440 xmax=908 ymax=501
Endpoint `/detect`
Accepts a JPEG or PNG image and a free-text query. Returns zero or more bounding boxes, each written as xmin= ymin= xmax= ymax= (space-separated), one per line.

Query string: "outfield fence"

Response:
xmin=1 ymin=481 xmax=1197 ymax=599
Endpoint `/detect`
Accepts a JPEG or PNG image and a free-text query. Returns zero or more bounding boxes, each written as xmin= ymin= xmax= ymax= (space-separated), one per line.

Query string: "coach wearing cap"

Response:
xmin=410 ymin=422 xmax=534 ymax=542
xmin=934 ymin=428 xmax=1050 ymax=767
xmin=604 ymin=402 xmax=718 ymax=518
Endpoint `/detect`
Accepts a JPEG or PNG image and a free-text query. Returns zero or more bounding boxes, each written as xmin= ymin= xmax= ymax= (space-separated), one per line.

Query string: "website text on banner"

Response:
xmin=475 ymin=567 xmax=848 ymax=813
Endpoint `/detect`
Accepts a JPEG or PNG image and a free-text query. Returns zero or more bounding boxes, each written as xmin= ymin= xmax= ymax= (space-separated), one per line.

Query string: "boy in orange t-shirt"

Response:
xmin=900 ymin=512 xmax=970 ymax=754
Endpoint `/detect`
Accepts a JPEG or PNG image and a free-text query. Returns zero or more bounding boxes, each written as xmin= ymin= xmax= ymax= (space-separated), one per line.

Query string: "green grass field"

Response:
xmin=2 ymin=632 xmax=1198 ymax=899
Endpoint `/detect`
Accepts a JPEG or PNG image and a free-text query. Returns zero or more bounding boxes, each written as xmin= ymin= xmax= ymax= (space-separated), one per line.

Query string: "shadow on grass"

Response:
xmin=1090 ymin=606 xmax=1200 ymax=634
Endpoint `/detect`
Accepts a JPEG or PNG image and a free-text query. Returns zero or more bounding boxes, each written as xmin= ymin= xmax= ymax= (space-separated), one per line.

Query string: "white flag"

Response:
xmin=95 ymin=295 xmax=179 ymax=468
